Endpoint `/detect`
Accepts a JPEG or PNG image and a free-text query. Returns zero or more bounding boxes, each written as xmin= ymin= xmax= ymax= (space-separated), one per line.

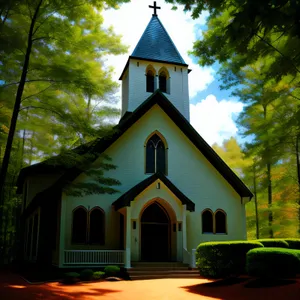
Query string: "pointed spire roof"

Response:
xmin=131 ymin=15 xmax=187 ymax=66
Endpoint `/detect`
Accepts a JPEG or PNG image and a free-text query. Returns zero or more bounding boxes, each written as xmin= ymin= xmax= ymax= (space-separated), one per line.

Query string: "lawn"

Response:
xmin=0 ymin=271 xmax=300 ymax=300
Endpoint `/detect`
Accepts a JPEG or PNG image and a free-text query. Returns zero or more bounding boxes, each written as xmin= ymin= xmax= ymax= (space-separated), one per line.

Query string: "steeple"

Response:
xmin=120 ymin=5 xmax=190 ymax=121
xmin=131 ymin=15 xmax=187 ymax=66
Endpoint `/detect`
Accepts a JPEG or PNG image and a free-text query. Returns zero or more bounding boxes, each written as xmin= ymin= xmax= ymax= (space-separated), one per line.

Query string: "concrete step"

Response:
xmin=129 ymin=272 xmax=200 ymax=280
xmin=132 ymin=262 xmax=190 ymax=268
xmin=128 ymin=270 xmax=199 ymax=276
xmin=130 ymin=267 xmax=192 ymax=271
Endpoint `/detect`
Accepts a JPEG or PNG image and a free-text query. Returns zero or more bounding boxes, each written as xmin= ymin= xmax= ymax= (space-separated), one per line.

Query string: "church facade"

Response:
xmin=17 ymin=10 xmax=253 ymax=268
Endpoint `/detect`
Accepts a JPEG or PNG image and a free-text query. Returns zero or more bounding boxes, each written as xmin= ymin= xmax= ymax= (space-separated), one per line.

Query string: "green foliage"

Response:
xmin=63 ymin=272 xmax=80 ymax=284
xmin=257 ymin=239 xmax=289 ymax=248
xmin=80 ymin=269 xmax=94 ymax=281
xmin=167 ymin=0 xmax=300 ymax=81
xmin=93 ymin=271 xmax=105 ymax=280
xmin=104 ymin=265 xmax=120 ymax=277
xmin=284 ymin=239 xmax=300 ymax=250
xmin=196 ymin=241 xmax=264 ymax=278
xmin=246 ymin=248 xmax=300 ymax=278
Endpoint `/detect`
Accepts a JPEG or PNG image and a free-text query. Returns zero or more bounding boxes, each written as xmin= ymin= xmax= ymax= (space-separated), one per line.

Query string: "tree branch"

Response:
xmin=254 ymin=33 xmax=300 ymax=75
xmin=21 ymin=83 xmax=53 ymax=103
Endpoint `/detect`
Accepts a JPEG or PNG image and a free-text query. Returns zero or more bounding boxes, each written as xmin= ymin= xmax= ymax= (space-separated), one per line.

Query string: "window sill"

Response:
xmin=202 ymin=232 xmax=214 ymax=234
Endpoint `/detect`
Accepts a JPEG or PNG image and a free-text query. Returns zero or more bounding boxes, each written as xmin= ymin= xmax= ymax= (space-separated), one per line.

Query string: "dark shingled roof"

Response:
xmin=112 ymin=172 xmax=195 ymax=212
xmin=131 ymin=15 xmax=187 ymax=65
xmin=17 ymin=90 xmax=253 ymax=202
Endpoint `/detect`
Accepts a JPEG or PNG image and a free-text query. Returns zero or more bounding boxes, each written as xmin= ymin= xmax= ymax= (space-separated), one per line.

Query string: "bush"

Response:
xmin=104 ymin=265 xmax=120 ymax=277
xmin=93 ymin=271 xmax=105 ymax=280
xmin=284 ymin=239 xmax=300 ymax=250
xmin=63 ymin=272 xmax=80 ymax=284
xmin=257 ymin=239 xmax=289 ymax=248
xmin=246 ymin=247 xmax=300 ymax=278
xmin=80 ymin=269 xmax=94 ymax=281
xmin=196 ymin=241 xmax=264 ymax=278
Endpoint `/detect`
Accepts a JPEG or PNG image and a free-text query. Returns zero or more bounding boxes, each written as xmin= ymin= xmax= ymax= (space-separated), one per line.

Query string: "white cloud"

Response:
xmin=102 ymin=0 xmax=214 ymax=104
xmin=190 ymin=95 xmax=244 ymax=145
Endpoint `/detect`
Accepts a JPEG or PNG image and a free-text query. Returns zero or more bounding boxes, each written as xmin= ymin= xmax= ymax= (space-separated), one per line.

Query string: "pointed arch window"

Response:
xmin=146 ymin=70 xmax=155 ymax=92
xmin=159 ymin=71 xmax=167 ymax=93
xmin=89 ymin=207 xmax=105 ymax=245
xmin=202 ymin=209 xmax=213 ymax=233
xmin=72 ymin=206 xmax=88 ymax=244
xmin=215 ymin=210 xmax=227 ymax=234
xmin=72 ymin=206 xmax=106 ymax=244
xmin=145 ymin=133 xmax=167 ymax=174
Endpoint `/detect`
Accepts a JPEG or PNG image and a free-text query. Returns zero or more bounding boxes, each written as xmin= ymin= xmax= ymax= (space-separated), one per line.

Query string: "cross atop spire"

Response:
xmin=149 ymin=1 xmax=161 ymax=16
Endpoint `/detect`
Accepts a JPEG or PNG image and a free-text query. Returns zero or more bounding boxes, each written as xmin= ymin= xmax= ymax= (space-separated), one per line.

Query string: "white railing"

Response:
xmin=64 ymin=250 xmax=125 ymax=265
xmin=183 ymin=248 xmax=197 ymax=268
xmin=183 ymin=248 xmax=190 ymax=265
xmin=191 ymin=249 xmax=196 ymax=268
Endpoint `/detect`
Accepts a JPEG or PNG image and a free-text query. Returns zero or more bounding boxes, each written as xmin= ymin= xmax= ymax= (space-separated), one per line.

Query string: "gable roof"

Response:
xmin=112 ymin=172 xmax=195 ymax=212
xmin=131 ymin=15 xmax=186 ymax=66
xmin=17 ymin=90 xmax=253 ymax=200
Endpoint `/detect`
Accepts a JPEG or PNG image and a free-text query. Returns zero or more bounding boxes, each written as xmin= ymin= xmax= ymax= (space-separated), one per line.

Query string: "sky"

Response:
xmin=102 ymin=0 xmax=244 ymax=146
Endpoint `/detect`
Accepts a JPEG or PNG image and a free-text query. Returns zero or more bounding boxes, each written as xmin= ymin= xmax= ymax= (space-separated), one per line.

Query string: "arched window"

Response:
xmin=145 ymin=133 xmax=167 ymax=174
xmin=89 ymin=207 xmax=105 ymax=245
xmin=202 ymin=209 xmax=213 ymax=233
xmin=146 ymin=70 xmax=155 ymax=92
xmin=215 ymin=210 xmax=227 ymax=234
xmin=72 ymin=206 xmax=87 ymax=244
xmin=159 ymin=71 xmax=167 ymax=93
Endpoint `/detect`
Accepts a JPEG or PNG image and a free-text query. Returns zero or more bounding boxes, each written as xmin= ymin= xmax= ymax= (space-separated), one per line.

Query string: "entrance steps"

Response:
xmin=127 ymin=262 xmax=199 ymax=280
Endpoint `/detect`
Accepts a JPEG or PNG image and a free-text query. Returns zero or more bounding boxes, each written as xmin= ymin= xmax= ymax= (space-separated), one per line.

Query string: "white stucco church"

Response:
xmin=17 ymin=4 xmax=253 ymax=269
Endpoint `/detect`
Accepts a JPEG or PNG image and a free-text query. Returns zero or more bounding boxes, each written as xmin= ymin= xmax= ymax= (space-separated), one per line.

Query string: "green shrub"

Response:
xmin=246 ymin=247 xmax=300 ymax=278
xmin=284 ymin=239 xmax=300 ymax=250
xmin=93 ymin=271 xmax=105 ymax=280
xmin=257 ymin=239 xmax=289 ymax=248
xmin=196 ymin=241 xmax=264 ymax=278
xmin=80 ymin=269 xmax=94 ymax=281
xmin=104 ymin=265 xmax=120 ymax=277
xmin=63 ymin=272 xmax=80 ymax=284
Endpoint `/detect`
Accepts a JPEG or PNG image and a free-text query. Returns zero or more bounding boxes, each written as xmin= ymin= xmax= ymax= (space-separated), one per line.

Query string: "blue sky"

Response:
xmin=102 ymin=0 xmax=244 ymax=146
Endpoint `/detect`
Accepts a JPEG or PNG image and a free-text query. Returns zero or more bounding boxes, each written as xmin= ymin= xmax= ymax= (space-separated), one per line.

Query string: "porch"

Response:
xmin=62 ymin=249 xmax=196 ymax=268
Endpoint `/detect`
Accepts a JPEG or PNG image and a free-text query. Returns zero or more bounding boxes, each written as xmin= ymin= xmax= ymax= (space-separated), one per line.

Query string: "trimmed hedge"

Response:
xmin=246 ymin=247 xmax=300 ymax=278
xmin=93 ymin=271 xmax=105 ymax=280
xmin=284 ymin=239 xmax=300 ymax=250
xmin=80 ymin=269 xmax=94 ymax=281
xmin=104 ymin=265 xmax=120 ymax=277
xmin=63 ymin=272 xmax=80 ymax=284
xmin=196 ymin=241 xmax=264 ymax=278
xmin=256 ymin=239 xmax=289 ymax=248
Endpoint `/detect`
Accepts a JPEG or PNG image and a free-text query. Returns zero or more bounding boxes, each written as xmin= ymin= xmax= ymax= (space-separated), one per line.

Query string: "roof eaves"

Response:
xmin=112 ymin=172 xmax=195 ymax=211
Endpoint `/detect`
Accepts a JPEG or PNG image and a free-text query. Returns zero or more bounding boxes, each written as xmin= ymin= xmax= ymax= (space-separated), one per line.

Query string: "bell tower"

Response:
xmin=119 ymin=2 xmax=191 ymax=121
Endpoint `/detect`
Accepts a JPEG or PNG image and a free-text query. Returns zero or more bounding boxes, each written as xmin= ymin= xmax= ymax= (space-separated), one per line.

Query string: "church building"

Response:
xmin=17 ymin=4 xmax=253 ymax=269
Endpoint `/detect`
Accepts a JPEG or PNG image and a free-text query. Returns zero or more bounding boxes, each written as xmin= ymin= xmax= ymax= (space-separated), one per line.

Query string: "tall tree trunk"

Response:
xmin=253 ymin=162 xmax=260 ymax=239
xmin=0 ymin=0 xmax=43 ymax=248
xmin=267 ymin=162 xmax=273 ymax=238
xmin=263 ymin=105 xmax=273 ymax=238
xmin=296 ymin=134 xmax=300 ymax=235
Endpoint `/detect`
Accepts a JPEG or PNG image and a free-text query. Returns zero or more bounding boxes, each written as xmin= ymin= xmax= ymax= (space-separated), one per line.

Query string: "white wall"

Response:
xmin=121 ymin=69 xmax=129 ymax=114
xmin=61 ymin=104 xmax=247 ymax=257
xmin=121 ymin=59 xmax=190 ymax=120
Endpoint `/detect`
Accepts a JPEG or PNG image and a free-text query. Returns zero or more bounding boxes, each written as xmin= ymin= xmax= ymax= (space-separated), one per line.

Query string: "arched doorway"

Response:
xmin=140 ymin=202 xmax=170 ymax=261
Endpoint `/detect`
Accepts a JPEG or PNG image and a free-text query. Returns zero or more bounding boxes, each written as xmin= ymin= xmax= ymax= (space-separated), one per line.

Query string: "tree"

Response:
xmin=0 ymin=0 xmax=129 ymax=259
xmin=166 ymin=0 xmax=300 ymax=81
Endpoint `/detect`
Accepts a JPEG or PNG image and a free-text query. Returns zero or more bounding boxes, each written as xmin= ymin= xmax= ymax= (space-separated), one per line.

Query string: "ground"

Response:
xmin=0 ymin=272 xmax=300 ymax=300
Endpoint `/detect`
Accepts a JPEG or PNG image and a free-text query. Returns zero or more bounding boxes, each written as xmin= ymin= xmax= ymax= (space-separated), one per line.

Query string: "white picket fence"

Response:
xmin=64 ymin=250 xmax=125 ymax=265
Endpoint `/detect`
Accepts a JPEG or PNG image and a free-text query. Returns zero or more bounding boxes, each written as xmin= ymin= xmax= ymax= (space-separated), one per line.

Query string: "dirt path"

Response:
xmin=0 ymin=272 xmax=300 ymax=300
